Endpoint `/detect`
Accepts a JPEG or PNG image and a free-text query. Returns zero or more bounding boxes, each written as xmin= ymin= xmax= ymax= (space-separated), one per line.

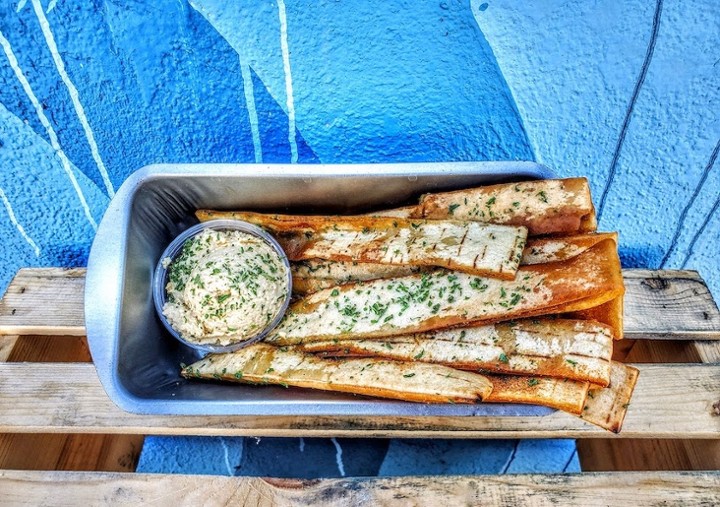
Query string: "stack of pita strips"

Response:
xmin=185 ymin=178 xmax=638 ymax=433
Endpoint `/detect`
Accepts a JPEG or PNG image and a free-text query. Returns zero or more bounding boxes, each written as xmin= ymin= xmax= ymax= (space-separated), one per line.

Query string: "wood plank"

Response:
xmin=617 ymin=339 xmax=707 ymax=364
xmin=578 ymin=439 xmax=720 ymax=471
xmin=0 ymin=434 xmax=142 ymax=472
xmin=623 ymin=270 xmax=720 ymax=339
xmin=0 ymin=331 xmax=142 ymax=475
xmin=1 ymin=470 xmax=719 ymax=506
xmin=0 ymin=268 xmax=85 ymax=336
xmin=693 ymin=341 xmax=720 ymax=363
xmin=578 ymin=322 xmax=720 ymax=472
xmin=2 ymin=268 xmax=718 ymax=339
xmin=0 ymin=335 xmax=18 ymax=362
xmin=5 ymin=336 xmax=91 ymax=362
xmin=0 ymin=362 xmax=717 ymax=439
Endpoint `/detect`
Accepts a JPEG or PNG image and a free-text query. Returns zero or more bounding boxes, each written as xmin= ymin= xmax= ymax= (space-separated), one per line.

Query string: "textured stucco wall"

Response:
xmin=0 ymin=0 xmax=717 ymax=476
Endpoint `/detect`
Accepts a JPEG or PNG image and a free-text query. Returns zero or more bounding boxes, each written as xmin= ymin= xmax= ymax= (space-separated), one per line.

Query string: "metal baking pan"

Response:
xmin=86 ymin=162 xmax=556 ymax=416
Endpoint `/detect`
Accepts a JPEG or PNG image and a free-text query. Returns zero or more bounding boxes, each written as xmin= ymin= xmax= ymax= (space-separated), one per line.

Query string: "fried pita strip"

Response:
xmin=362 ymin=205 xmax=417 ymax=218
xmin=485 ymin=374 xmax=589 ymax=414
xmin=292 ymin=260 xmax=423 ymax=295
xmin=197 ymin=211 xmax=527 ymax=279
xmin=291 ymin=233 xmax=619 ymax=295
xmin=268 ymin=239 xmax=624 ymax=346
xmin=413 ymin=177 xmax=596 ymax=236
xmin=579 ymin=362 xmax=639 ymax=433
xmin=300 ymin=319 xmax=613 ymax=386
xmin=182 ymin=343 xmax=492 ymax=403
xmin=580 ymin=296 xmax=623 ymax=338
xmin=522 ymin=232 xmax=617 ymax=265
xmin=567 ymin=296 xmax=624 ymax=340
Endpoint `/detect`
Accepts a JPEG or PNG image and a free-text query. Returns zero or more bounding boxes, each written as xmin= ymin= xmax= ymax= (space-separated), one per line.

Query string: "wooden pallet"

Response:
xmin=0 ymin=268 xmax=719 ymax=505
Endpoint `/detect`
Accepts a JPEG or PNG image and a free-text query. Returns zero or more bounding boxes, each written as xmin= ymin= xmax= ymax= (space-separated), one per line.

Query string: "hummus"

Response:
xmin=163 ymin=229 xmax=289 ymax=347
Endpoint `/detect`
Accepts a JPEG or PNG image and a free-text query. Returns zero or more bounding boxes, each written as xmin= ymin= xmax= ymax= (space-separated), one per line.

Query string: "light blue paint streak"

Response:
xmin=0 ymin=188 xmax=41 ymax=258
xmin=187 ymin=0 xmax=533 ymax=163
xmin=330 ymin=437 xmax=345 ymax=477
xmin=0 ymin=28 xmax=98 ymax=230
xmin=31 ymin=0 xmax=115 ymax=198
xmin=0 ymin=101 xmax=108 ymax=290
xmin=276 ymin=0 xmax=298 ymax=163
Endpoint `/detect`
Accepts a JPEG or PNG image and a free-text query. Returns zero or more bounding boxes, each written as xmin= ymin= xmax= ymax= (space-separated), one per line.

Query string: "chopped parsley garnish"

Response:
xmin=470 ymin=278 xmax=488 ymax=291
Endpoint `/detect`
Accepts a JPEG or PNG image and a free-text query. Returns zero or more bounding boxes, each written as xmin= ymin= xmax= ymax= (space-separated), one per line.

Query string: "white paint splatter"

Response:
xmin=298 ymin=437 xmax=305 ymax=453
xmin=276 ymin=0 xmax=298 ymax=163
xmin=16 ymin=0 xmax=27 ymax=13
xmin=240 ymin=58 xmax=263 ymax=163
xmin=31 ymin=0 xmax=115 ymax=198
xmin=0 ymin=187 xmax=41 ymax=257
xmin=0 ymin=29 xmax=98 ymax=230
xmin=46 ymin=0 xmax=56 ymax=13
xmin=330 ymin=437 xmax=345 ymax=477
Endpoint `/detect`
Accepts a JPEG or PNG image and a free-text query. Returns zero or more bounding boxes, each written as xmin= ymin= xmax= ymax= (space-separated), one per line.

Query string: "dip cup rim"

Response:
xmin=152 ymin=218 xmax=293 ymax=354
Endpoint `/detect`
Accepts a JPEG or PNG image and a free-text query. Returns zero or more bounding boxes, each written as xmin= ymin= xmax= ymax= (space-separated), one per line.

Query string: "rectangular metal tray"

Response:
xmin=85 ymin=162 xmax=556 ymax=416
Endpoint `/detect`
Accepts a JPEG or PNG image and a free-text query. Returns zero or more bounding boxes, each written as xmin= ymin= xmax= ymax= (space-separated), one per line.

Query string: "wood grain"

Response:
xmin=0 ymin=268 xmax=85 ymax=336
xmin=0 ymin=434 xmax=142 ymax=473
xmin=1 ymin=470 xmax=719 ymax=506
xmin=0 ymin=362 xmax=717 ymax=439
xmin=0 ymin=335 xmax=18 ymax=362
xmin=578 ymin=321 xmax=720 ymax=472
xmin=2 ymin=268 xmax=718 ymax=339
xmin=623 ymin=270 xmax=720 ymax=339
xmin=578 ymin=439 xmax=720 ymax=471
xmin=5 ymin=336 xmax=91 ymax=362
xmin=0 ymin=330 xmax=142 ymax=475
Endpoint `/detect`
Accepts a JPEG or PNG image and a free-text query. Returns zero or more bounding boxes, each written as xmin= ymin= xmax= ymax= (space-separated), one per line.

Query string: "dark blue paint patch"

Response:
xmin=237 ymin=437 xmax=389 ymax=478
xmin=281 ymin=0 xmax=533 ymax=162
xmin=0 ymin=31 xmax=45 ymax=141
xmin=1 ymin=9 xmax=100 ymax=187
xmin=41 ymin=242 xmax=90 ymax=268
xmin=479 ymin=3 xmax=489 ymax=12
xmin=379 ymin=439 xmax=520 ymax=475
xmin=619 ymin=245 xmax=665 ymax=269
xmin=295 ymin=126 xmax=320 ymax=163
xmin=250 ymin=66 xmax=319 ymax=163
xmin=39 ymin=0 xmax=261 ymax=186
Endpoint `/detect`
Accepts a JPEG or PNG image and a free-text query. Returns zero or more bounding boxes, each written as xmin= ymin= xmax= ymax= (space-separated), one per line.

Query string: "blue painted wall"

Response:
xmin=0 ymin=0 xmax=718 ymax=475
